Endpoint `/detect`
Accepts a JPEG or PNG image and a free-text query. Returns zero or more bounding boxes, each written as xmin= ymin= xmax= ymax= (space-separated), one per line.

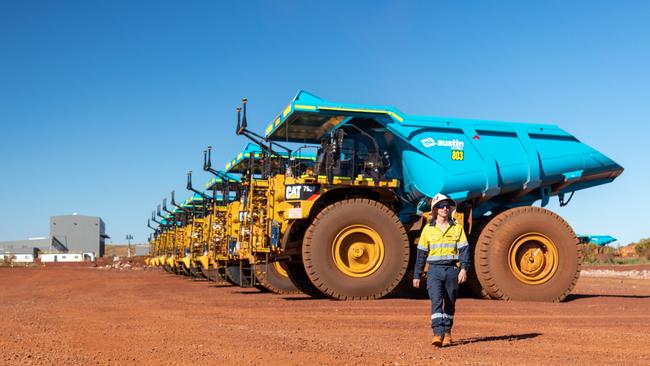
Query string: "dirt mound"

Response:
xmin=97 ymin=257 xmax=146 ymax=271
xmin=94 ymin=256 xmax=114 ymax=266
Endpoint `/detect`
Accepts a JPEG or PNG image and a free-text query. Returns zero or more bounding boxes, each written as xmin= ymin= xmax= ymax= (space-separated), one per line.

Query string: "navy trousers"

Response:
xmin=426 ymin=265 xmax=459 ymax=336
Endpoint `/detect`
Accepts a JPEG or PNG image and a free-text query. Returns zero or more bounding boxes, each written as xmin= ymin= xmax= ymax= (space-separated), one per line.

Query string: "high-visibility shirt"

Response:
xmin=414 ymin=220 xmax=470 ymax=279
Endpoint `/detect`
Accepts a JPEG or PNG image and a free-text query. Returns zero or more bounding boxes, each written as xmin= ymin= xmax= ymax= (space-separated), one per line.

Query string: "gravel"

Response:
xmin=580 ymin=269 xmax=650 ymax=279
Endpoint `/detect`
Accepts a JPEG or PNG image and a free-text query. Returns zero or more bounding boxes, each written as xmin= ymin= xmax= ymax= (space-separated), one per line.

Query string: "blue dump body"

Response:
xmin=265 ymin=91 xmax=623 ymax=218
xmin=205 ymin=174 xmax=241 ymax=190
xmin=578 ymin=235 xmax=617 ymax=246
xmin=224 ymin=142 xmax=317 ymax=175
xmin=184 ymin=193 xmax=205 ymax=206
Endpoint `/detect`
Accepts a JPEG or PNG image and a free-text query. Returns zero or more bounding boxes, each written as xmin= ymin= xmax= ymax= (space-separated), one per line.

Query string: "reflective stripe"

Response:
xmin=444 ymin=314 xmax=454 ymax=319
xmin=428 ymin=243 xmax=458 ymax=249
xmin=427 ymin=254 xmax=459 ymax=261
xmin=427 ymin=246 xmax=458 ymax=258
xmin=431 ymin=313 xmax=444 ymax=319
xmin=457 ymin=241 xmax=469 ymax=249
xmin=417 ymin=244 xmax=428 ymax=251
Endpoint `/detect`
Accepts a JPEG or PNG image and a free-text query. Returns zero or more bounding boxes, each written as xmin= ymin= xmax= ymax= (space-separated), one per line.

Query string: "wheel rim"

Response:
xmin=332 ymin=224 xmax=385 ymax=278
xmin=273 ymin=261 xmax=289 ymax=278
xmin=508 ymin=232 xmax=559 ymax=285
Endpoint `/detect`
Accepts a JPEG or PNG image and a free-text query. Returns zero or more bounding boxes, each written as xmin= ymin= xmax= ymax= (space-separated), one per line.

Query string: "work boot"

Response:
xmin=431 ymin=334 xmax=443 ymax=347
xmin=442 ymin=332 xmax=452 ymax=347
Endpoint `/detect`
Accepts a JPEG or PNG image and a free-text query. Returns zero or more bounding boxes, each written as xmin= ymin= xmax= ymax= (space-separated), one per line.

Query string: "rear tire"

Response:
xmin=255 ymin=262 xmax=301 ymax=294
xmin=475 ymin=206 xmax=581 ymax=302
xmin=302 ymin=199 xmax=410 ymax=300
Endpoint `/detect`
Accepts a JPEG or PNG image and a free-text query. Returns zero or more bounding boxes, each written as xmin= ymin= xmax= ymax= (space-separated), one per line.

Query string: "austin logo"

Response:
xmin=420 ymin=137 xmax=437 ymax=148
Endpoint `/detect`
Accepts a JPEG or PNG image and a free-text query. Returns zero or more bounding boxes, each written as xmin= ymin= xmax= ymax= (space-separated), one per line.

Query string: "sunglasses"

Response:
xmin=436 ymin=204 xmax=454 ymax=210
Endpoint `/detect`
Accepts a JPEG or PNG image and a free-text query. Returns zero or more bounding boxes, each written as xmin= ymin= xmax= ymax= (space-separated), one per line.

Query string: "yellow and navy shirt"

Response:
xmin=413 ymin=220 xmax=470 ymax=279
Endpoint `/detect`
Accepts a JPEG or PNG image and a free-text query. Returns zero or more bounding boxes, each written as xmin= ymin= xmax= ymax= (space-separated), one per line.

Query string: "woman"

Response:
xmin=412 ymin=193 xmax=470 ymax=347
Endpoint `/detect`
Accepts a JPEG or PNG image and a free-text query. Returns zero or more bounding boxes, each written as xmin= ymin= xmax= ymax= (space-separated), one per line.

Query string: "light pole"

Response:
xmin=126 ymin=234 xmax=133 ymax=258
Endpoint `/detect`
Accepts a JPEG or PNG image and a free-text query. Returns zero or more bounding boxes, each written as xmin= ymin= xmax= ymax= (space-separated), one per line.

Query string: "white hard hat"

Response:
xmin=430 ymin=193 xmax=456 ymax=211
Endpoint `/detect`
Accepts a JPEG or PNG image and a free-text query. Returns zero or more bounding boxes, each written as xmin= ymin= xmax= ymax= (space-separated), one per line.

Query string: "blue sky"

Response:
xmin=0 ymin=1 xmax=648 ymax=246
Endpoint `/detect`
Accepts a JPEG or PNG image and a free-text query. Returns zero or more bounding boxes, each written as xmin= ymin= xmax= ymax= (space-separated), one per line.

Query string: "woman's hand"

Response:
xmin=412 ymin=278 xmax=420 ymax=288
xmin=458 ymin=268 xmax=467 ymax=284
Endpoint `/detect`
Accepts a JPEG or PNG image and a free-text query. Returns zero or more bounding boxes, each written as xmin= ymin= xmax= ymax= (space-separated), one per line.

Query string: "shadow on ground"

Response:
xmin=564 ymin=293 xmax=650 ymax=302
xmin=450 ymin=332 xmax=542 ymax=347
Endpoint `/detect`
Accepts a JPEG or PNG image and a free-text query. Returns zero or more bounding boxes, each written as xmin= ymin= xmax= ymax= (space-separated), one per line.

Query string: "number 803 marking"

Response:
xmin=451 ymin=150 xmax=464 ymax=161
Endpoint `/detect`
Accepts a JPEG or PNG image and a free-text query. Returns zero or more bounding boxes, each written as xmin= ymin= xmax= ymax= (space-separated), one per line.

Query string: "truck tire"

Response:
xmin=463 ymin=265 xmax=492 ymax=299
xmin=475 ymin=206 xmax=581 ymax=302
xmin=285 ymin=260 xmax=325 ymax=298
xmin=180 ymin=264 xmax=191 ymax=277
xmin=255 ymin=262 xmax=301 ymax=294
xmin=225 ymin=264 xmax=251 ymax=287
xmin=391 ymin=241 xmax=428 ymax=299
xmin=189 ymin=266 xmax=205 ymax=279
xmin=201 ymin=264 xmax=229 ymax=284
xmin=463 ymin=219 xmax=492 ymax=299
xmin=302 ymin=198 xmax=410 ymax=300
xmin=200 ymin=267 xmax=217 ymax=281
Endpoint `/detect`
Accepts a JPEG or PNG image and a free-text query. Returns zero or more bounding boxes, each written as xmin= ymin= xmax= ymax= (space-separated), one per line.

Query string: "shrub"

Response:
xmin=581 ymin=243 xmax=601 ymax=264
xmin=635 ymin=238 xmax=650 ymax=259
xmin=581 ymin=243 xmax=617 ymax=264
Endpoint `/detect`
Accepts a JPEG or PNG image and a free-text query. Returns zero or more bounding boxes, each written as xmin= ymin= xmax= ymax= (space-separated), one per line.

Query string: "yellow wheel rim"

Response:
xmin=273 ymin=261 xmax=289 ymax=278
xmin=508 ymin=232 xmax=559 ymax=285
xmin=332 ymin=224 xmax=385 ymax=278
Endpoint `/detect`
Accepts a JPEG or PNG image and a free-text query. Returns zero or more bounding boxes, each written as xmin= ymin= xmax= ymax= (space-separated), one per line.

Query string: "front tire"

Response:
xmin=302 ymin=199 xmax=410 ymax=300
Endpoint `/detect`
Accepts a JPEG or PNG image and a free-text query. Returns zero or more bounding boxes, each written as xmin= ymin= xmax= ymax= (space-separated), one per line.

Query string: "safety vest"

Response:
xmin=417 ymin=221 xmax=468 ymax=262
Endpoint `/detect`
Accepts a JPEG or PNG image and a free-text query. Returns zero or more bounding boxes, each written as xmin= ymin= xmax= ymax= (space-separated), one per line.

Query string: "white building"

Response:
xmin=0 ymin=253 xmax=34 ymax=264
xmin=40 ymin=253 xmax=83 ymax=262
xmin=14 ymin=254 xmax=34 ymax=263
xmin=39 ymin=252 xmax=95 ymax=263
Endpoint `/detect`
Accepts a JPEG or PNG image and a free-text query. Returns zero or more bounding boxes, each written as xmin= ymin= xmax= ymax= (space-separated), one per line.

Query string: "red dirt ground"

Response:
xmin=1 ymin=266 xmax=648 ymax=365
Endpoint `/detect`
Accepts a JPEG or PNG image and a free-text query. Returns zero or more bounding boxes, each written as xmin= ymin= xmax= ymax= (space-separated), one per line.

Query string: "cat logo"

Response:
xmin=285 ymin=185 xmax=318 ymax=200
xmin=286 ymin=186 xmax=302 ymax=200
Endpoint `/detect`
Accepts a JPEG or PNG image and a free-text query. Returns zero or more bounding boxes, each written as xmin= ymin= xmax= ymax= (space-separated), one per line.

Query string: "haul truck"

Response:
xmin=218 ymin=143 xmax=316 ymax=294
xmin=163 ymin=195 xmax=192 ymax=276
xmin=178 ymin=192 xmax=211 ymax=278
xmin=156 ymin=195 xmax=199 ymax=276
xmin=189 ymin=168 xmax=239 ymax=282
xmin=249 ymin=91 xmax=624 ymax=302
xmin=154 ymin=203 xmax=176 ymax=273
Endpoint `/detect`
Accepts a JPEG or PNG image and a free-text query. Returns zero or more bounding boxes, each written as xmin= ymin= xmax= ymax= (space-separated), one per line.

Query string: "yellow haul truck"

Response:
xmin=219 ymin=142 xmax=317 ymax=294
xmin=146 ymin=219 xmax=161 ymax=267
xmin=231 ymin=97 xmax=404 ymax=299
xmin=161 ymin=198 xmax=186 ymax=275
xmin=187 ymin=169 xmax=236 ymax=283
xmin=150 ymin=208 xmax=179 ymax=272
xmin=152 ymin=205 xmax=178 ymax=274
xmin=177 ymin=191 xmax=210 ymax=278
xmin=202 ymin=173 xmax=241 ymax=283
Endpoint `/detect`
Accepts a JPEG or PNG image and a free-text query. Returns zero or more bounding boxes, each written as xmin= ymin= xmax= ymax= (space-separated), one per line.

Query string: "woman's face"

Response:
xmin=435 ymin=202 xmax=454 ymax=218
